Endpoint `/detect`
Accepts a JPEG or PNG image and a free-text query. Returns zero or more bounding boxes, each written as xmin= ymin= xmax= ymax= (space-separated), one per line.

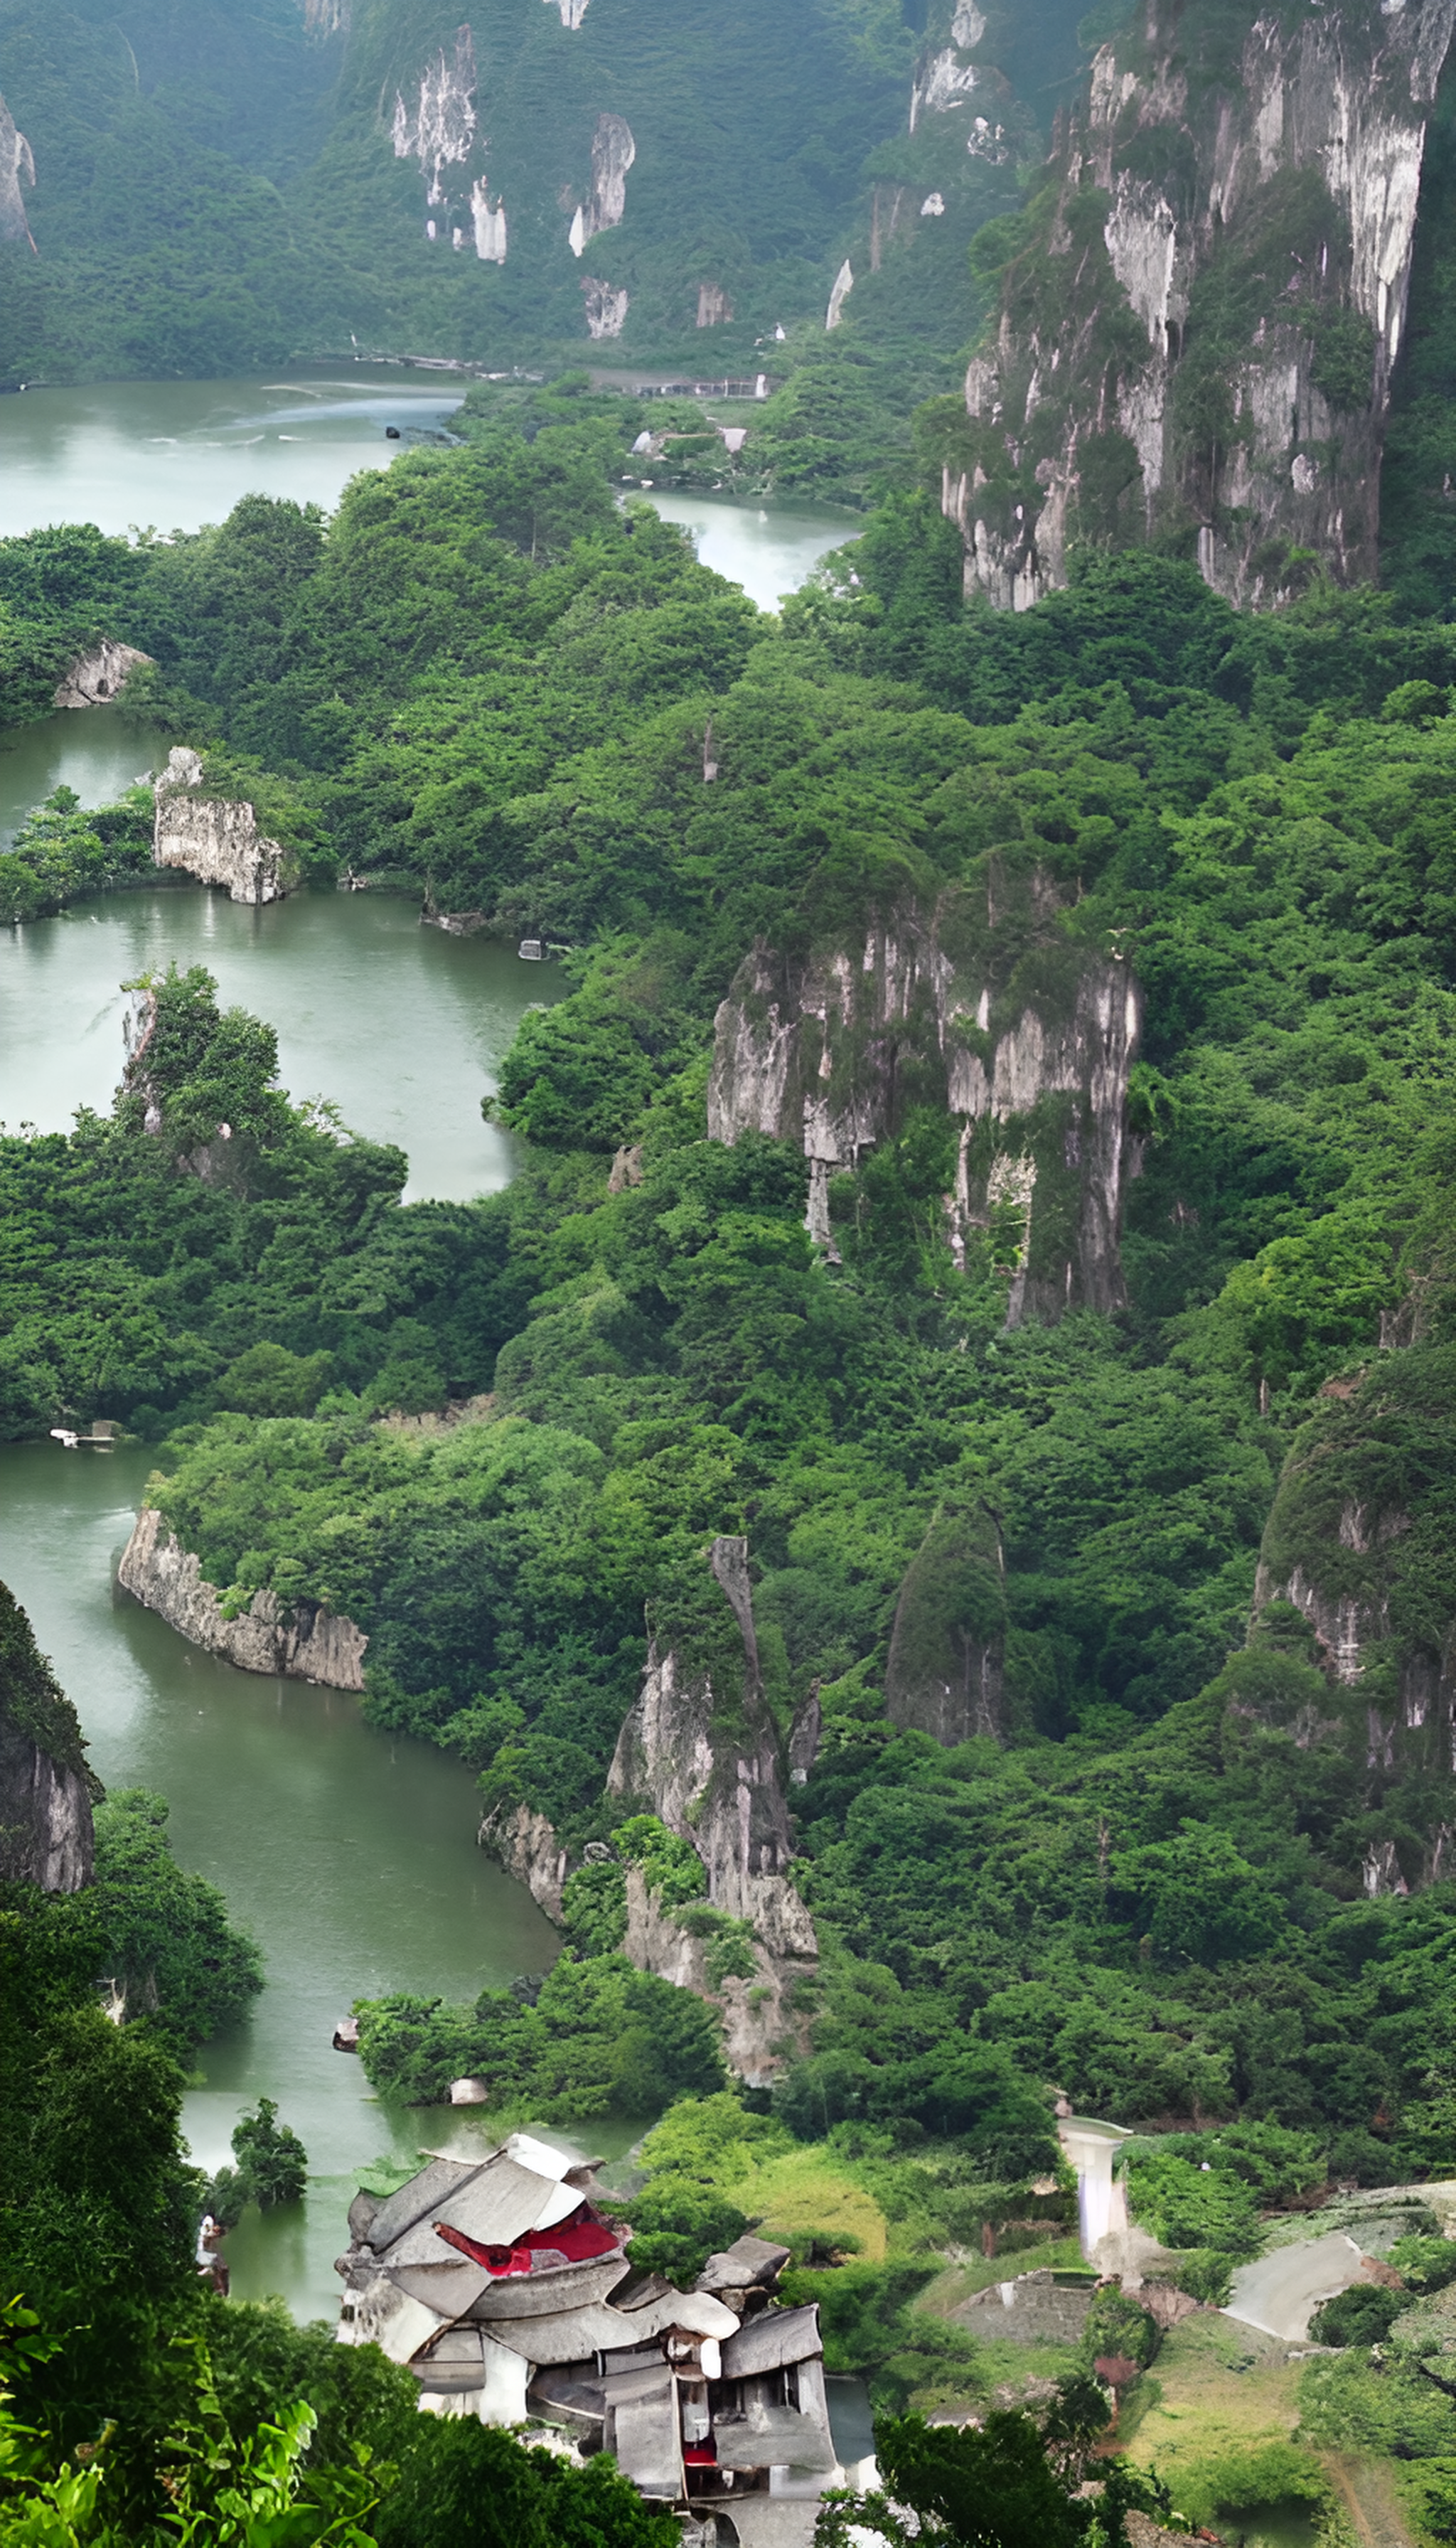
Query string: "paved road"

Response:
xmin=1224 ymin=2230 xmax=1376 ymax=2340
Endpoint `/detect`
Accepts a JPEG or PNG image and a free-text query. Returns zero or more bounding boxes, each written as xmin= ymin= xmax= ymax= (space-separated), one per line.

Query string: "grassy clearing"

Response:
xmin=734 ymin=2144 xmax=890 ymax=2263
xmin=1126 ymin=2314 xmax=1305 ymax=2483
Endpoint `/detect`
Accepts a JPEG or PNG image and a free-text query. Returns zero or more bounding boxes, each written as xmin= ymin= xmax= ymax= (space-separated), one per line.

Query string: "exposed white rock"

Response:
xmin=119 ymin=1506 xmax=368 ymax=1688
xmin=951 ymin=0 xmax=1456 ymax=604
xmin=711 ymin=903 xmax=1142 ymax=1324
xmin=1103 ymin=173 xmax=1186 ymax=354
xmin=967 ymin=114 xmax=1010 ymax=161
xmin=911 ymin=47 xmax=980 ymax=132
xmin=825 ymin=258 xmax=854 ymax=329
xmin=952 ymin=0 xmax=987 ymax=44
xmin=697 ymin=280 xmax=733 ymax=327
xmin=607 ymin=1536 xmax=818 ymax=2081
xmin=921 ymin=191 xmax=946 ymax=215
xmin=478 ymin=1797 xmax=572 ymax=1922
xmin=0 ymin=92 xmax=35 ymax=248
xmin=153 ymin=746 xmax=289 ymax=905
xmin=592 ymin=112 xmax=634 ymax=225
xmin=581 ymin=277 xmax=628 ymax=339
xmin=569 ymin=112 xmax=635 ymax=252
xmin=471 ymin=179 xmax=507 ymax=263
xmin=392 ymin=27 xmax=476 ymax=192
xmin=55 ymin=639 xmax=151 ymax=709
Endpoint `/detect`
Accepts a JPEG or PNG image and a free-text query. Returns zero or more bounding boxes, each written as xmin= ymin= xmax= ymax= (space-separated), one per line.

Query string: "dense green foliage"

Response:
xmin=817 ymin=2401 xmax=1173 ymax=2548
xmin=91 ymin=1789 xmax=263 ymax=2055
xmin=353 ymin=1949 xmax=726 ymax=2119
xmin=206 ymin=2097 xmax=310 ymax=2232
xmin=0 ymin=783 xmax=157 ymax=925
xmin=10 ymin=417 xmax=1456 ymax=2163
xmin=0 ymin=1900 xmax=678 ymax=2544
xmin=0 ymin=1575 xmax=90 ymax=1784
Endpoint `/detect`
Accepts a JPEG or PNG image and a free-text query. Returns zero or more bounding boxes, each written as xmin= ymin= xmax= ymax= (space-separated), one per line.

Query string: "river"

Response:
xmin=0 ymin=372 xmax=852 ymax=2329
xmin=0 ymin=365 xmax=858 ymax=611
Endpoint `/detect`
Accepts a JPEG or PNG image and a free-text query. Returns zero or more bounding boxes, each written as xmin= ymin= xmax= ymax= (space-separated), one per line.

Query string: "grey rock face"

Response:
xmin=0 ymin=1718 xmax=94 ymax=1890
xmin=55 ymin=641 xmax=152 ymax=710
xmin=608 ymin=1536 xmax=817 ymax=2077
xmin=154 ymin=747 xmax=289 ymax=905
xmin=621 ymin=1863 xmax=803 ymax=2091
xmin=118 ymin=1506 xmax=367 ymax=1688
xmin=709 ymin=884 xmax=1142 ymax=1325
xmin=944 ymin=0 xmax=1456 ymax=604
xmin=478 ymin=1799 xmax=572 ymax=1922
xmin=0 ymin=1579 xmax=95 ymax=1892
xmin=0 ymin=92 xmax=35 ymax=247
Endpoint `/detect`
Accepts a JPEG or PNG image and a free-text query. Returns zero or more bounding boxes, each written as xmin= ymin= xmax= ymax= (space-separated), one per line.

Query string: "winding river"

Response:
xmin=0 ymin=372 xmax=854 ymax=2325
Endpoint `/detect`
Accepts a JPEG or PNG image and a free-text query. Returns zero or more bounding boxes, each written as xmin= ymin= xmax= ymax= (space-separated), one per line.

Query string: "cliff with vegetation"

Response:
xmin=709 ymin=877 xmax=1142 ymax=1323
xmin=936 ymin=0 xmax=1456 ymax=604
xmin=152 ymin=748 xmax=291 ymax=906
xmin=1248 ymin=1339 xmax=1456 ymax=1893
xmin=118 ymin=1506 xmax=368 ymax=1691
xmin=0 ymin=1580 xmax=96 ymax=1892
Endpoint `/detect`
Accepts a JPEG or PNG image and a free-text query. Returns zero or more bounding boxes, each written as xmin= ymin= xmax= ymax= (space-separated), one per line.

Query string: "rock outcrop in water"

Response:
xmin=0 ymin=1580 xmax=96 ymax=1892
xmin=938 ymin=0 xmax=1456 ymax=605
xmin=153 ymin=748 xmax=291 ymax=905
xmin=708 ymin=877 xmax=1142 ymax=1325
xmin=118 ymin=1505 xmax=368 ymax=1688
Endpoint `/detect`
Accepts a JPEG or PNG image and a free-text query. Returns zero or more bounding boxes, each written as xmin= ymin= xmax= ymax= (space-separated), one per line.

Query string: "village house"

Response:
xmin=335 ymin=2132 xmax=849 ymax=2542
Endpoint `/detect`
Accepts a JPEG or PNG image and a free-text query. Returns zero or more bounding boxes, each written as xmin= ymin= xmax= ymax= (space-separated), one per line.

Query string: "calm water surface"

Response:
xmin=0 ymin=366 xmax=856 ymax=610
xmin=0 ymin=370 xmax=463 ymax=540
xmin=0 ymin=887 xmax=564 ymax=1201
xmin=0 ymin=1439 xmax=569 ymax=2319
xmin=642 ymin=491 xmax=858 ymax=611
xmin=0 ymin=706 xmax=167 ymax=847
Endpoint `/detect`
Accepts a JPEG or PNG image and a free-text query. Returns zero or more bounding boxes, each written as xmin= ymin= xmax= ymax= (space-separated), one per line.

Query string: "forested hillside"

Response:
xmin=0 ymin=0 xmax=1080 ymax=387
xmin=4 ymin=393 xmax=1456 ymax=2194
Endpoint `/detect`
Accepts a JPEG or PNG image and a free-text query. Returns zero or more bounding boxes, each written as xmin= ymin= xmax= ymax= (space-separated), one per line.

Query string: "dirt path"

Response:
xmin=1327 ymin=2451 xmax=1415 ymax=2548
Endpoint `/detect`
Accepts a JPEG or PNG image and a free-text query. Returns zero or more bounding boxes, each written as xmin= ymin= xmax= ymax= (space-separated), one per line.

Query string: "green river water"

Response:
xmin=0 ymin=370 xmax=854 ymax=2326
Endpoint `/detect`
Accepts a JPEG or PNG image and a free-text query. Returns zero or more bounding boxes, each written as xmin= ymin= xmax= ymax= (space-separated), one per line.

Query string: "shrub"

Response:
xmin=1308 ymin=2283 xmax=1403 ymax=2348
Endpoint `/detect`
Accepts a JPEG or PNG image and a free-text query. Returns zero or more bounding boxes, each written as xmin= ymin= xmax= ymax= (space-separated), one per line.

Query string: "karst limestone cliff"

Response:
xmin=118 ymin=1506 xmax=368 ymax=1689
xmin=153 ymin=748 xmax=291 ymax=905
xmin=0 ymin=92 xmax=35 ymax=249
xmin=1244 ymin=1339 xmax=1456 ymax=1894
xmin=55 ymin=640 xmax=151 ymax=710
xmin=607 ymin=1536 xmax=818 ymax=2084
xmin=941 ymin=0 xmax=1456 ymax=605
xmin=0 ymin=1580 xmax=96 ymax=1893
xmin=708 ymin=874 xmax=1142 ymax=1325
xmin=481 ymin=1537 xmax=819 ymax=2083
